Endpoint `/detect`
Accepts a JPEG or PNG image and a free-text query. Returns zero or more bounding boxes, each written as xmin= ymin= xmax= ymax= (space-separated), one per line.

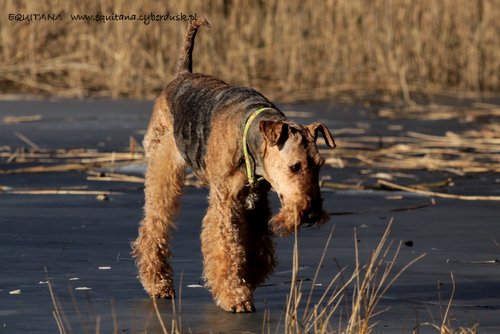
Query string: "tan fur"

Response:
xmin=199 ymin=112 xmax=276 ymax=312
xmin=131 ymin=93 xmax=185 ymax=298
xmin=132 ymin=17 xmax=335 ymax=313
xmin=260 ymin=122 xmax=331 ymax=235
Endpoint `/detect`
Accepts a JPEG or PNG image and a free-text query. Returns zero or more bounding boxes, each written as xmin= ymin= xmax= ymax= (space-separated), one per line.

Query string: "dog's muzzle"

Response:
xmin=302 ymin=197 xmax=327 ymax=226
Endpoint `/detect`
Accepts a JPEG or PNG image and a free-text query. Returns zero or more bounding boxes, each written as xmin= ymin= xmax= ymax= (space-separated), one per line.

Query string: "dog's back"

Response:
xmin=165 ymin=18 xmax=280 ymax=172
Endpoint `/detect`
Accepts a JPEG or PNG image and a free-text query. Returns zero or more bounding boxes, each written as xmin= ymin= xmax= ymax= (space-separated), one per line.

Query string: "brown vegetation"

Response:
xmin=46 ymin=221 xmax=478 ymax=333
xmin=1 ymin=0 xmax=499 ymax=100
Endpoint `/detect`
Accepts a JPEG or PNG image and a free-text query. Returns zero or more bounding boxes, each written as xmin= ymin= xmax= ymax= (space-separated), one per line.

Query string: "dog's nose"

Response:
xmin=303 ymin=198 xmax=323 ymax=225
xmin=307 ymin=210 xmax=321 ymax=223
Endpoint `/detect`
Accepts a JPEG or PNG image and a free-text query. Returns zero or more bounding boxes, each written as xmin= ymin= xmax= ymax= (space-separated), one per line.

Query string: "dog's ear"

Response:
xmin=306 ymin=122 xmax=336 ymax=148
xmin=259 ymin=120 xmax=289 ymax=147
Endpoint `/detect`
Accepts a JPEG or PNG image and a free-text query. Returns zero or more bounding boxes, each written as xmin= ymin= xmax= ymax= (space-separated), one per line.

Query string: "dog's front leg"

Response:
xmin=201 ymin=185 xmax=255 ymax=313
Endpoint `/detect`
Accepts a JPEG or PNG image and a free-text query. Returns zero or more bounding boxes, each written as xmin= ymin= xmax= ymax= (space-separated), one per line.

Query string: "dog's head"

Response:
xmin=258 ymin=120 xmax=335 ymax=235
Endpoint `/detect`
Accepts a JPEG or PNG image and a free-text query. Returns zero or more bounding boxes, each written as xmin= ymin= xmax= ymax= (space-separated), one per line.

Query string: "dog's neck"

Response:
xmin=244 ymin=108 xmax=286 ymax=183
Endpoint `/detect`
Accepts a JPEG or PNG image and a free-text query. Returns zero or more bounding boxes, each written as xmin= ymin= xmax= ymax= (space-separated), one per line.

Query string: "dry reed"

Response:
xmin=43 ymin=221 xmax=479 ymax=333
xmin=1 ymin=0 xmax=499 ymax=101
xmin=283 ymin=219 xmax=426 ymax=334
xmin=0 ymin=137 xmax=145 ymax=175
xmin=324 ymin=105 xmax=500 ymax=180
xmin=281 ymin=220 xmax=481 ymax=334
xmin=2 ymin=117 xmax=498 ymax=199
xmin=378 ymin=179 xmax=500 ymax=201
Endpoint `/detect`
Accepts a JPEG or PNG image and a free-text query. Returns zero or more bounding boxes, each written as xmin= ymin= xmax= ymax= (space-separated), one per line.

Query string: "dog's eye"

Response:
xmin=289 ymin=163 xmax=302 ymax=174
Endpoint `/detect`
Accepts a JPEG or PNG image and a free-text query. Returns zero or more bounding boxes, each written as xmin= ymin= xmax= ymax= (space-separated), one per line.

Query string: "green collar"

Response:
xmin=242 ymin=107 xmax=273 ymax=185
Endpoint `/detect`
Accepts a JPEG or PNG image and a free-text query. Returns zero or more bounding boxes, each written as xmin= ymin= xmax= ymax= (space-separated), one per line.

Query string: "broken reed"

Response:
xmin=325 ymin=102 xmax=500 ymax=177
xmin=1 ymin=0 xmax=499 ymax=100
xmin=283 ymin=220 xmax=427 ymax=334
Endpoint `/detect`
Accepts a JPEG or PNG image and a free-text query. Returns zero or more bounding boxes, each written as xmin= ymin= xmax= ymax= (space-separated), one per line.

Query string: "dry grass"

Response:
xmin=1 ymin=0 xmax=499 ymax=101
xmin=281 ymin=220 xmax=481 ymax=334
xmin=43 ymin=220 xmax=480 ymax=334
xmin=283 ymin=219 xmax=426 ymax=334
xmin=0 ymin=134 xmax=144 ymax=174
xmin=324 ymin=105 xmax=500 ymax=178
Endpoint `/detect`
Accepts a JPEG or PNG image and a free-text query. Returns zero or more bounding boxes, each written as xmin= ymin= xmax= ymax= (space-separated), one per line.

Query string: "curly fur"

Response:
xmin=132 ymin=16 xmax=335 ymax=313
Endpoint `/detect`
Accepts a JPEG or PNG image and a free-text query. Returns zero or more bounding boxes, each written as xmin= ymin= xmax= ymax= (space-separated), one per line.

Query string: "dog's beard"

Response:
xmin=270 ymin=205 xmax=329 ymax=236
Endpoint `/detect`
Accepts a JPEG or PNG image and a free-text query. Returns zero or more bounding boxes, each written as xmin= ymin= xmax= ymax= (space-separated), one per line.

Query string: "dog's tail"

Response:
xmin=175 ymin=16 xmax=210 ymax=75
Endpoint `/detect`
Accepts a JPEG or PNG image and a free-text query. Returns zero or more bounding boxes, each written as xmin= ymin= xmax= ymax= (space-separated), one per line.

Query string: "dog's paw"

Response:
xmin=155 ymin=287 xmax=175 ymax=299
xmin=230 ymin=301 xmax=255 ymax=313
xmin=150 ymin=281 xmax=175 ymax=299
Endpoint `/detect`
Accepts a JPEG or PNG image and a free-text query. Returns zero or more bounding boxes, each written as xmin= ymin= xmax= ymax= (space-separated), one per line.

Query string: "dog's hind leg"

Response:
xmin=132 ymin=96 xmax=185 ymax=298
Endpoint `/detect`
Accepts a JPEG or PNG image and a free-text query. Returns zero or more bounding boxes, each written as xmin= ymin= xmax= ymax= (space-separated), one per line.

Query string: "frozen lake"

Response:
xmin=0 ymin=98 xmax=499 ymax=333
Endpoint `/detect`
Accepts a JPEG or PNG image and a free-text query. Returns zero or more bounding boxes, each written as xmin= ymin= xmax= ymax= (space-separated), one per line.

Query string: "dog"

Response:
xmin=132 ymin=16 xmax=335 ymax=313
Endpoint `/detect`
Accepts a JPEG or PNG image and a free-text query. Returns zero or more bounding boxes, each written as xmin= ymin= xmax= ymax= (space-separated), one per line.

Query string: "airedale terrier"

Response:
xmin=132 ymin=16 xmax=336 ymax=313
